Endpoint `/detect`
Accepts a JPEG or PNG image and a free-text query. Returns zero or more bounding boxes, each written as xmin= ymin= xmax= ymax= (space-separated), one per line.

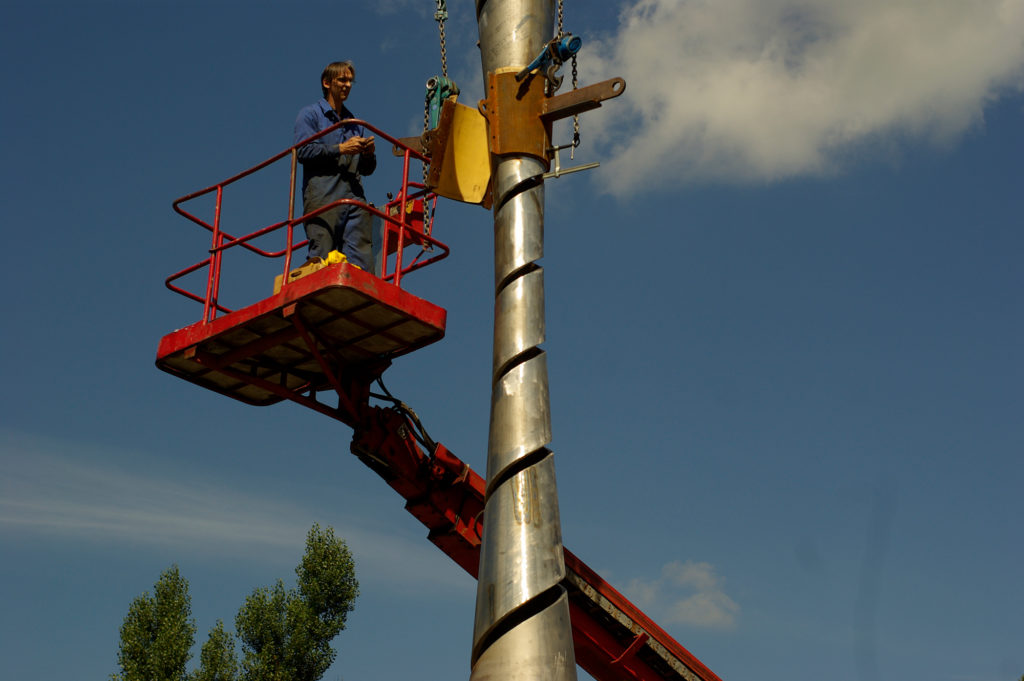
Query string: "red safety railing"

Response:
xmin=168 ymin=119 xmax=449 ymax=323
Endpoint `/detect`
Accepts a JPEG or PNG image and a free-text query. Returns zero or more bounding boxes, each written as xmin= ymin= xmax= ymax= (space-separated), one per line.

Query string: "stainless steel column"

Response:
xmin=471 ymin=3 xmax=578 ymax=681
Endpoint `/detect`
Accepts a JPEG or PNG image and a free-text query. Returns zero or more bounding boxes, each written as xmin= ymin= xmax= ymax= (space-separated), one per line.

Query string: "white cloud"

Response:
xmin=625 ymin=560 xmax=739 ymax=630
xmin=0 ymin=430 xmax=467 ymax=591
xmin=582 ymin=0 xmax=1024 ymax=191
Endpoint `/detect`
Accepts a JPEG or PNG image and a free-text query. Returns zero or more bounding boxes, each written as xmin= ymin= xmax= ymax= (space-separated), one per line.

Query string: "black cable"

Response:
xmin=370 ymin=377 xmax=437 ymax=452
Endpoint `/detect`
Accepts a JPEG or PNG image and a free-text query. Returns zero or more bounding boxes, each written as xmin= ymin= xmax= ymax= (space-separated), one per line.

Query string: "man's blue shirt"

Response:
xmin=293 ymin=98 xmax=375 ymax=205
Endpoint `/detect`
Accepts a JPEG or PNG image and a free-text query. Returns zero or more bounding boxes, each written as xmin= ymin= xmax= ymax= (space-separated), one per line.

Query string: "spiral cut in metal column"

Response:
xmin=471 ymin=3 xmax=577 ymax=681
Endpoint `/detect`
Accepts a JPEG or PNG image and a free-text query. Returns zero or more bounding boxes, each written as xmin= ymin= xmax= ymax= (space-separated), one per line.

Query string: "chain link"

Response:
xmin=557 ymin=0 xmax=580 ymax=156
xmin=571 ymin=54 xmax=580 ymax=153
xmin=424 ymin=0 xmax=450 ymax=237
xmin=438 ymin=20 xmax=448 ymax=78
xmin=436 ymin=0 xmax=448 ymax=78
xmin=423 ymin=90 xmax=430 ymax=178
xmin=422 ymin=92 xmax=433 ymax=236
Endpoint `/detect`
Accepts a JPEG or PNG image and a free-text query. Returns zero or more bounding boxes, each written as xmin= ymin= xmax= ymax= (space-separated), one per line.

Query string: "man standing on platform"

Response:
xmin=294 ymin=61 xmax=376 ymax=269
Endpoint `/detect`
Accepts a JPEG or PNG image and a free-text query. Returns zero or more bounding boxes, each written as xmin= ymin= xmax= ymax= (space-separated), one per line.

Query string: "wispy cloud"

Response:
xmin=625 ymin=560 xmax=740 ymax=630
xmin=0 ymin=430 xmax=467 ymax=591
xmin=583 ymin=0 xmax=1024 ymax=191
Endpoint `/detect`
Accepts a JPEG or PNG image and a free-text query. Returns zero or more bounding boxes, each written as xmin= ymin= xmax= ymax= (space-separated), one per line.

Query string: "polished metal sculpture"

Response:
xmin=470 ymin=2 xmax=578 ymax=681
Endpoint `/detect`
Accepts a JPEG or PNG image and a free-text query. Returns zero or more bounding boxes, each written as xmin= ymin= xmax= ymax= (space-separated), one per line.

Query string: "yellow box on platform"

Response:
xmin=273 ymin=251 xmax=347 ymax=294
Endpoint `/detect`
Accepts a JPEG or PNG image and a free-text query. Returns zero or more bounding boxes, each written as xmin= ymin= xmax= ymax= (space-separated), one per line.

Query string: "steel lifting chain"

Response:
xmin=557 ymin=0 xmax=581 ymax=156
xmin=422 ymin=94 xmax=431 ymax=215
xmin=436 ymin=0 xmax=448 ymax=78
xmin=424 ymin=0 xmax=450 ymax=140
xmin=422 ymin=87 xmax=430 ymax=201
xmin=425 ymin=0 xmax=449 ymax=138
xmin=421 ymin=0 xmax=451 ymax=239
xmin=421 ymin=89 xmax=433 ymax=238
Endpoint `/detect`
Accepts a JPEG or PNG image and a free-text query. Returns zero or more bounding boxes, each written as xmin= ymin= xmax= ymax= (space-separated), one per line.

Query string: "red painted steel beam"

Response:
xmin=350 ymin=409 xmax=722 ymax=681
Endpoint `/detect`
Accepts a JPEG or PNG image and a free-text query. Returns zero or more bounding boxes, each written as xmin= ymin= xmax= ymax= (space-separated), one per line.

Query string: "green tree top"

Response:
xmin=236 ymin=523 xmax=358 ymax=681
xmin=112 ymin=565 xmax=196 ymax=681
xmin=190 ymin=620 xmax=237 ymax=681
xmin=113 ymin=524 xmax=357 ymax=681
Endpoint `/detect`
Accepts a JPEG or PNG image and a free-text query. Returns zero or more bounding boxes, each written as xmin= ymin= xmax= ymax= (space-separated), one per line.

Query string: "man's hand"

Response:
xmin=338 ymin=136 xmax=375 ymax=155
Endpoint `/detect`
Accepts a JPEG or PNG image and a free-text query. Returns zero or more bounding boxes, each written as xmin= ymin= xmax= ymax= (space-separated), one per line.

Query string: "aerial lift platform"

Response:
xmin=157 ymin=118 xmax=721 ymax=681
xmin=157 ymin=262 xmax=445 ymax=413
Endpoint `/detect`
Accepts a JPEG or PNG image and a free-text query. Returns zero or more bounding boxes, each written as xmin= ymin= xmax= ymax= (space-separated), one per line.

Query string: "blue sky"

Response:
xmin=1 ymin=1 xmax=1022 ymax=680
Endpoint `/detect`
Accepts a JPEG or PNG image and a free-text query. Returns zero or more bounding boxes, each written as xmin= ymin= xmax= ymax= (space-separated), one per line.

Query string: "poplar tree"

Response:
xmin=112 ymin=565 xmax=196 ymax=681
xmin=190 ymin=620 xmax=237 ymax=681
xmin=235 ymin=523 xmax=358 ymax=681
xmin=112 ymin=524 xmax=357 ymax=681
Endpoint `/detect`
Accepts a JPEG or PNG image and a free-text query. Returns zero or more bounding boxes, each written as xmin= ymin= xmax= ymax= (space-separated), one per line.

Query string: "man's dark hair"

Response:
xmin=321 ymin=61 xmax=356 ymax=97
